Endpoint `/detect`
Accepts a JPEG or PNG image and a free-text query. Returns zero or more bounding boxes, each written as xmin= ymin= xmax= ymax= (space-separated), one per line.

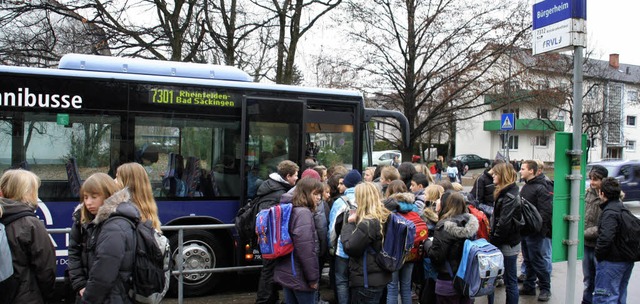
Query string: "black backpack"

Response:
xmin=235 ymin=195 xmax=279 ymax=244
xmin=615 ymin=208 xmax=640 ymax=261
xmin=105 ymin=216 xmax=170 ymax=304
xmin=511 ymin=194 xmax=542 ymax=236
xmin=0 ymin=211 xmax=37 ymax=304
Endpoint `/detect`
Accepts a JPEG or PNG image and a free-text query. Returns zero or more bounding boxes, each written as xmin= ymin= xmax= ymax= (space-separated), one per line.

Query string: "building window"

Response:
xmin=629 ymin=90 xmax=638 ymax=101
xmin=502 ymin=108 xmax=520 ymax=119
xmin=627 ymin=115 xmax=637 ymax=126
xmin=535 ymin=136 xmax=549 ymax=147
xmin=537 ymin=108 xmax=549 ymax=119
xmin=500 ymin=134 xmax=519 ymax=150
xmin=626 ymin=140 xmax=636 ymax=151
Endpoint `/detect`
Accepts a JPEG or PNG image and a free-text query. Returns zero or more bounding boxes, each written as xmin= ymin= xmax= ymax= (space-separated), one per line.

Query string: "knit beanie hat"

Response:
xmin=301 ymin=168 xmax=321 ymax=181
xmin=589 ymin=165 xmax=608 ymax=179
xmin=343 ymin=169 xmax=362 ymax=188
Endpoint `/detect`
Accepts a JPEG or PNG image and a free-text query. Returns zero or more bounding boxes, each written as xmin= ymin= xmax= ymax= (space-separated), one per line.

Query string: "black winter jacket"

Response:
xmin=274 ymin=206 xmax=319 ymax=291
xmin=341 ymin=217 xmax=391 ymax=287
xmin=470 ymin=169 xmax=495 ymax=206
xmin=427 ymin=213 xmax=479 ymax=280
xmin=79 ymin=189 xmax=140 ymax=304
xmin=254 ymin=173 xmax=293 ymax=211
xmin=595 ymin=199 xmax=628 ymax=262
xmin=68 ymin=205 xmax=94 ymax=295
xmin=0 ymin=198 xmax=56 ymax=304
xmin=519 ymin=174 xmax=553 ymax=237
xmin=490 ymin=183 xmax=523 ymax=247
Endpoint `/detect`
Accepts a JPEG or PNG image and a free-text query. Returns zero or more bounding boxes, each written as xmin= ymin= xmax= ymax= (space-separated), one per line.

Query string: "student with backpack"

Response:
xmin=247 ymin=160 xmax=299 ymax=304
xmin=383 ymin=180 xmax=427 ymax=304
xmin=424 ymin=192 xmax=478 ymax=304
xmin=0 ymin=169 xmax=56 ymax=304
xmin=327 ymin=169 xmax=361 ymax=304
xmin=274 ymin=177 xmax=323 ymax=304
xmin=68 ymin=172 xmax=139 ymax=303
xmin=593 ymin=177 xmax=635 ymax=303
xmin=487 ymin=162 xmax=522 ymax=304
xmin=446 ymin=162 xmax=458 ymax=183
xmin=340 ymin=182 xmax=393 ymax=303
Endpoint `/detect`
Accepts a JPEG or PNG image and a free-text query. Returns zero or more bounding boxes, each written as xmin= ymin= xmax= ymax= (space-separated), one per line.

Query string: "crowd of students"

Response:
xmin=0 ymin=162 xmax=163 ymax=304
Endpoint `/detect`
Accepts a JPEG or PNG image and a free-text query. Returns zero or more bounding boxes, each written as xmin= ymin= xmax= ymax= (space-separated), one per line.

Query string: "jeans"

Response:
xmin=283 ymin=287 xmax=317 ymax=304
xmin=488 ymin=254 xmax=518 ymax=304
xmin=522 ymin=234 xmax=551 ymax=292
xmin=386 ymin=262 xmax=414 ymax=304
xmin=436 ymin=173 xmax=442 ymax=181
xmin=351 ymin=286 xmax=385 ymax=304
xmin=334 ymin=256 xmax=350 ymax=304
xmin=593 ymin=260 xmax=634 ymax=304
xmin=542 ymin=237 xmax=552 ymax=273
xmin=256 ymin=258 xmax=279 ymax=304
xmin=581 ymin=246 xmax=597 ymax=304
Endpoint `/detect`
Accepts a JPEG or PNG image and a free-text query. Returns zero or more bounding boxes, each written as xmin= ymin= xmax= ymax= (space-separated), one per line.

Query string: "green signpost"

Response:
xmin=552 ymin=132 xmax=587 ymax=262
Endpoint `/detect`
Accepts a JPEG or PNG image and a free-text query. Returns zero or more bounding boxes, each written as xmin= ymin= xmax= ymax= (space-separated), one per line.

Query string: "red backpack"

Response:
xmin=400 ymin=211 xmax=428 ymax=262
xmin=468 ymin=205 xmax=490 ymax=240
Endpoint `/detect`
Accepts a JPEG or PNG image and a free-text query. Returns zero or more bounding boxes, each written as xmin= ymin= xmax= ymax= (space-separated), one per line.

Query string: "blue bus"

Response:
xmin=0 ymin=54 xmax=409 ymax=296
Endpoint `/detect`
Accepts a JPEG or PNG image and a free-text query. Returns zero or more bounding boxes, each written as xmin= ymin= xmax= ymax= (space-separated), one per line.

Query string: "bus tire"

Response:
xmin=167 ymin=230 xmax=230 ymax=297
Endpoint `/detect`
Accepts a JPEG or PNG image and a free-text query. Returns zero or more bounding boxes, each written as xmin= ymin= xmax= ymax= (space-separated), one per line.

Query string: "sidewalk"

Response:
xmin=474 ymin=260 xmax=640 ymax=304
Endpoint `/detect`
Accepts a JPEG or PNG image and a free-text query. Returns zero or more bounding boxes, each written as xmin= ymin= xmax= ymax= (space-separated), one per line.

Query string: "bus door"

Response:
xmin=304 ymin=101 xmax=358 ymax=171
xmin=243 ymin=98 xmax=304 ymax=200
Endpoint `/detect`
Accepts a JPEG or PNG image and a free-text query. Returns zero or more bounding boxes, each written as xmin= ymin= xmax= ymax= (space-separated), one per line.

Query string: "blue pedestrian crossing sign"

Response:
xmin=501 ymin=113 xmax=515 ymax=131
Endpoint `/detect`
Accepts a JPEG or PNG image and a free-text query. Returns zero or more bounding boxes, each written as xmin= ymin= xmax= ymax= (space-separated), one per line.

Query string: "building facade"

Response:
xmin=456 ymin=51 xmax=640 ymax=164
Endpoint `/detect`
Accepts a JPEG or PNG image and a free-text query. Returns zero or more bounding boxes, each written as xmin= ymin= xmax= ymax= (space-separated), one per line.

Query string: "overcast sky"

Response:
xmin=587 ymin=0 xmax=640 ymax=66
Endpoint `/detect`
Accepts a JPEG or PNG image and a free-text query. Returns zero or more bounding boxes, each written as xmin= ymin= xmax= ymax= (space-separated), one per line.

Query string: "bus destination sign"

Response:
xmin=149 ymin=87 xmax=240 ymax=107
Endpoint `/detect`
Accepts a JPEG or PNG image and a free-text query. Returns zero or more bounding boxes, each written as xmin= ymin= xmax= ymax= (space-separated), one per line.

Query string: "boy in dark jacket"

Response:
xmin=518 ymin=160 xmax=552 ymax=301
xmin=593 ymin=177 xmax=634 ymax=303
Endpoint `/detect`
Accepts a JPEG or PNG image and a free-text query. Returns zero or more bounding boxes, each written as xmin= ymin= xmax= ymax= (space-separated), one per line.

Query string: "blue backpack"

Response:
xmin=255 ymin=203 xmax=294 ymax=260
xmin=376 ymin=212 xmax=416 ymax=272
xmin=454 ymin=238 xmax=504 ymax=297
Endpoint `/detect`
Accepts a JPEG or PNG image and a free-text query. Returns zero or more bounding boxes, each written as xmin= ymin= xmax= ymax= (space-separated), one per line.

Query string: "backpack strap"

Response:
xmin=341 ymin=195 xmax=355 ymax=209
xmin=0 ymin=210 xmax=37 ymax=226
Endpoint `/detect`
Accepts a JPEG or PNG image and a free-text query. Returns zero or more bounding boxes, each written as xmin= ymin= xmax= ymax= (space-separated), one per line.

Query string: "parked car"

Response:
xmin=372 ymin=150 xmax=401 ymax=166
xmin=586 ymin=159 xmax=640 ymax=203
xmin=453 ymin=154 xmax=491 ymax=170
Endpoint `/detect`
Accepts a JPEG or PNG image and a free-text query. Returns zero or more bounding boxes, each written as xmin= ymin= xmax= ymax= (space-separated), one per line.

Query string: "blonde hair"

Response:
xmin=424 ymin=184 xmax=444 ymax=202
xmin=381 ymin=166 xmax=400 ymax=182
xmin=413 ymin=164 xmax=435 ymax=184
xmin=439 ymin=192 xmax=467 ymax=221
xmin=354 ymin=182 xmax=390 ymax=234
xmin=0 ymin=169 xmax=40 ymax=209
xmin=80 ymin=173 xmax=120 ymax=224
xmin=116 ymin=163 xmax=161 ymax=230
xmin=492 ymin=162 xmax=518 ymax=199
xmin=451 ymin=182 xmax=463 ymax=191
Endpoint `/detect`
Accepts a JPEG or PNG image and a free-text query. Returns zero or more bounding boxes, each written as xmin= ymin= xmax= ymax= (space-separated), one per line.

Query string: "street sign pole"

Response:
xmin=565 ymin=44 xmax=584 ymax=304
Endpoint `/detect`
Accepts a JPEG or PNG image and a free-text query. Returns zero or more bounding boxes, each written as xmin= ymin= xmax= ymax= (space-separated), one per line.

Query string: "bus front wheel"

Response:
xmin=167 ymin=230 xmax=229 ymax=297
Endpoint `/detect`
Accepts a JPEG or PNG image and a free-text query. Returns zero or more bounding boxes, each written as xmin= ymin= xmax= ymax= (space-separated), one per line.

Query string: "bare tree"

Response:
xmin=251 ymin=0 xmax=342 ymax=84
xmin=343 ymin=0 xmax=530 ymax=158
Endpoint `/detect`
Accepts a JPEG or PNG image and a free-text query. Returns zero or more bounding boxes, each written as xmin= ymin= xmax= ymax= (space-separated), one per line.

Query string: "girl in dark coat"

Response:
xmin=487 ymin=162 xmax=522 ymax=304
xmin=274 ymin=177 xmax=322 ymax=304
xmin=0 ymin=169 xmax=56 ymax=304
xmin=69 ymin=172 xmax=140 ymax=304
xmin=340 ymin=182 xmax=392 ymax=304
xmin=426 ymin=192 xmax=478 ymax=304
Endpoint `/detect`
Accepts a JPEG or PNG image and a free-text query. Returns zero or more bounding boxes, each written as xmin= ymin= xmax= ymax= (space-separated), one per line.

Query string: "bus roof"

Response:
xmin=0 ymin=54 xmax=363 ymax=99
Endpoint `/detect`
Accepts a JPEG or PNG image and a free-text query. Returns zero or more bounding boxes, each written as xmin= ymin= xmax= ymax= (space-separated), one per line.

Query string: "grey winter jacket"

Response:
xmin=274 ymin=206 xmax=319 ymax=291
xmin=427 ymin=213 xmax=479 ymax=280
xmin=80 ymin=189 xmax=140 ymax=304
xmin=0 ymin=198 xmax=56 ymax=304
xmin=583 ymin=187 xmax=603 ymax=248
